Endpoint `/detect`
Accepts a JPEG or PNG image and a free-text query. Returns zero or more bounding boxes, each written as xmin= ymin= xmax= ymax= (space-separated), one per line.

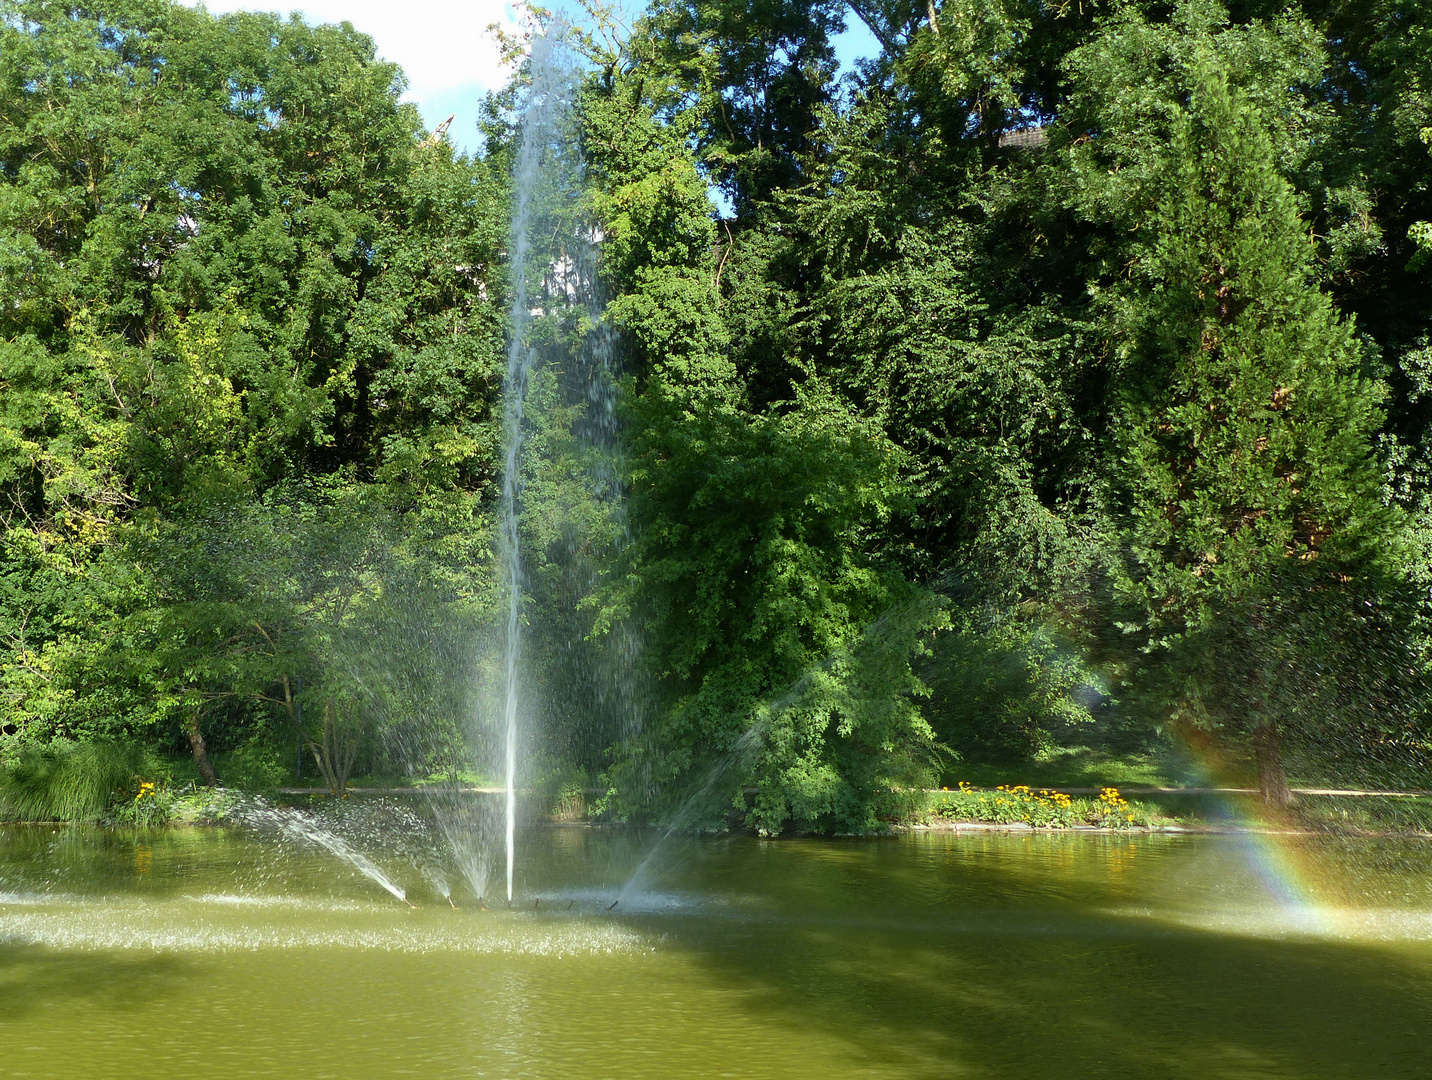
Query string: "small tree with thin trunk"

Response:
xmin=263 ymin=669 xmax=372 ymax=795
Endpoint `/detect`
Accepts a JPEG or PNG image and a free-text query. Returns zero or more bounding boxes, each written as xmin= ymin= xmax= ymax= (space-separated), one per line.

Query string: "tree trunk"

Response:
xmin=1253 ymin=723 xmax=1291 ymax=807
xmin=316 ymin=698 xmax=364 ymax=795
xmin=280 ymin=673 xmax=326 ymax=788
xmin=314 ymin=699 xmax=341 ymax=793
xmin=186 ymin=713 xmax=219 ymax=787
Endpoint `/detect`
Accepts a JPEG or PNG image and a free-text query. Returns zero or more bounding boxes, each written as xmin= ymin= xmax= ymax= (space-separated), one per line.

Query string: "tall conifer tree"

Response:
xmin=1069 ymin=3 xmax=1406 ymax=802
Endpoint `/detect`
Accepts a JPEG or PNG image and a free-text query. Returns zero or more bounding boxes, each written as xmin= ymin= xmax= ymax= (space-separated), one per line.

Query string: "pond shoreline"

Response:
xmin=5 ymin=811 xmax=1432 ymax=841
xmin=266 ymin=785 xmax=1432 ymax=797
xmin=6 ymin=780 xmax=1432 ymax=837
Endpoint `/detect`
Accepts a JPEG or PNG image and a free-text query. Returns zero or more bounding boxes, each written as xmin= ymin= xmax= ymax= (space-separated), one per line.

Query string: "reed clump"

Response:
xmin=0 ymin=740 xmax=160 ymax=822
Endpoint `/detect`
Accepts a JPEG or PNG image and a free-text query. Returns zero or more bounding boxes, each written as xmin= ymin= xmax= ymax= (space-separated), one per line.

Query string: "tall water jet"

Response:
xmin=498 ymin=24 xmax=581 ymax=902
xmin=475 ymin=18 xmax=638 ymax=904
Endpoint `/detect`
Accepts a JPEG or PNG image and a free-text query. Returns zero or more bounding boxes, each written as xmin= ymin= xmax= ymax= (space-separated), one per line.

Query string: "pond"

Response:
xmin=2 ymin=823 xmax=1430 ymax=1079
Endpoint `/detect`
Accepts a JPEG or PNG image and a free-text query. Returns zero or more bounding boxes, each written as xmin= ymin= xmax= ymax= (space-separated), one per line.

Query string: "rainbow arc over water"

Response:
xmin=1154 ymin=727 xmax=1351 ymax=937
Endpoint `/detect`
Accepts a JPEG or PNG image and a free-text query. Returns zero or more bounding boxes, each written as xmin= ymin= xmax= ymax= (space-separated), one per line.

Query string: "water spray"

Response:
xmin=497 ymin=20 xmax=580 ymax=905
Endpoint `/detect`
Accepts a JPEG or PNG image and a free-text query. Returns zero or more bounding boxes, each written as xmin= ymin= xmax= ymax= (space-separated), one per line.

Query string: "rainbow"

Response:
xmin=1159 ymin=727 xmax=1339 ymax=934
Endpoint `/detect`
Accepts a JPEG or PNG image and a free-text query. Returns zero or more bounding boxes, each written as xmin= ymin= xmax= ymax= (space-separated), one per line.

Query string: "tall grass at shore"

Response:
xmin=0 ymin=741 xmax=157 ymax=822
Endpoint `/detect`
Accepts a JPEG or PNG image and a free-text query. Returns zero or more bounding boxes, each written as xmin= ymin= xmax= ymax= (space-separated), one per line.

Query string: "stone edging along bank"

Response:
xmin=903 ymin=820 xmax=1432 ymax=838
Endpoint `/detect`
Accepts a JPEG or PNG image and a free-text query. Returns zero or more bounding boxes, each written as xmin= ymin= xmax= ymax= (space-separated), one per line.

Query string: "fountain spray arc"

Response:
xmin=498 ymin=24 xmax=583 ymax=903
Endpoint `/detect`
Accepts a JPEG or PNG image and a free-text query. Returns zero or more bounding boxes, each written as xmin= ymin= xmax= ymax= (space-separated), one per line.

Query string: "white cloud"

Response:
xmin=187 ymin=0 xmax=525 ymax=150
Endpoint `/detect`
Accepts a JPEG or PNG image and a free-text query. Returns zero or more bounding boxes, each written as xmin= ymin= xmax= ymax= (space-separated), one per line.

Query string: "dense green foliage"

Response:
xmin=0 ymin=737 xmax=155 ymax=820
xmin=0 ymin=0 xmax=503 ymax=798
xmin=576 ymin=0 xmax=1432 ymax=814
xmin=3 ymin=0 xmax=1431 ymax=826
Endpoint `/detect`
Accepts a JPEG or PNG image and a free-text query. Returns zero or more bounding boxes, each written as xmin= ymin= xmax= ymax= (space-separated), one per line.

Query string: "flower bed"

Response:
xmin=926 ymin=783 xmax=1155 ymax=828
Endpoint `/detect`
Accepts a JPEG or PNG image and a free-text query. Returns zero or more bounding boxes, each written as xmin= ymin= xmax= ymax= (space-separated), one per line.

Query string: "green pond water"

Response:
xmin=2 ymin=823 xmax=1431 ymax=1079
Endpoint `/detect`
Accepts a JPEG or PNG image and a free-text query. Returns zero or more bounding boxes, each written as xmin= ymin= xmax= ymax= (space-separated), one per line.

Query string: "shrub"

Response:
xmin=216 ymin=739 xmax=292 ymax=792
xmin=109 ymin=779 xmax=181 ymax=827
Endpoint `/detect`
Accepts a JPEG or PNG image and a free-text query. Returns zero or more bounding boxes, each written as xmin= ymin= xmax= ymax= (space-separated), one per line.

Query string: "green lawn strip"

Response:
xmin=924 ymin=784 xmax=1432 ymax=834
xmin=1292 ymin=795 xmax=1432 ymax=834
xmin=940 ymin=749 xmax=1179 ymax=791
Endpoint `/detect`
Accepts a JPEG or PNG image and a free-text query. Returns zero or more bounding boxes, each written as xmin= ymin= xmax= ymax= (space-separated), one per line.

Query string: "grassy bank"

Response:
xmin=939 ymin=749 xmax=1181 ymax=791
xmin=1293 ymin=795 xmax=1432 ymax=835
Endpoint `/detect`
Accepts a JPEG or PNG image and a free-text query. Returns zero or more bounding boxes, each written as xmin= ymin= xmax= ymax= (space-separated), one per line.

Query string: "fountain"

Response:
xmin=490 ymin=20 xmax=625 ymax=902
xmin=499 ymin=23 xmax=573 ymax=903
xmin=237 ymin=798 xmax=411 ymax=904
xmin=213 ymin=25 xmax=625 ymax=914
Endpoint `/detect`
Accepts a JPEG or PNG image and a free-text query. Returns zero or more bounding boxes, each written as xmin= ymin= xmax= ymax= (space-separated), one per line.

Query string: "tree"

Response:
xmin=641 ymin=0 xmax=846 ymax=214
xmin=0 ymin=0 xmax=505 ymax=773
xmin=123 ymin=482 xmax=487 ymax=791
xmin=1064 ymin=1 xmax=1409 ymax=803
xmin=578 ymin=28 xmax=947 ymax=831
